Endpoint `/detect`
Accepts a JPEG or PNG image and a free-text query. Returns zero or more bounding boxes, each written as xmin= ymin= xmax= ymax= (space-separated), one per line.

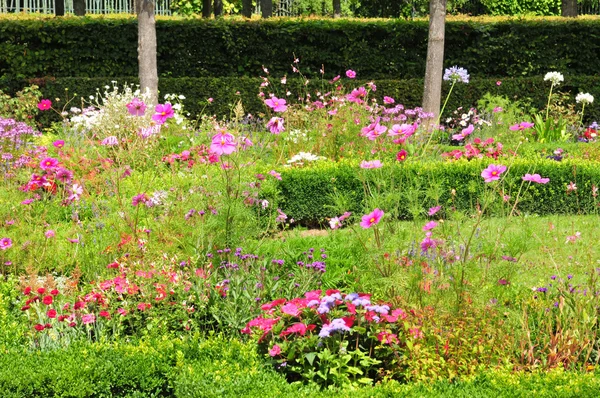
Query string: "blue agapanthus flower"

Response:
xmin=443 ymin=66 xmax=470 ymax=84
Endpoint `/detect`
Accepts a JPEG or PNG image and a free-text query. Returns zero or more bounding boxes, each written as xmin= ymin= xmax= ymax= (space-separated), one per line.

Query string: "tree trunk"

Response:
xmin=137 ymin=0 xmax=159 ymax=104
xmin=242 ymin=0 xmax=252 ymax=18
xmin=55 ymin=0 xmax=64 ymax=16
xmin=333 ymin=0 xmax=341 ymax=18
xmin=202 ymin=0 xmax=211 ymax=18
xmin=422 ymin=0 xmax=447 ymax=124
xmin=214 ymin=0 xmax=223 ymax=17
xmin=73 ymin=0 xmax=86 ymax=16
xmin=561 ymin=0 xmax=577 ymax=17
xmin=261 ymin=0 xmax=272 ymax=18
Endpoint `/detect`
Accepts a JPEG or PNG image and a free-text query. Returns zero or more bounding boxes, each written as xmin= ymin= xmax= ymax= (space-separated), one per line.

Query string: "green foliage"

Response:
xmin=2 ymin=16 xmax=600 ymax=80
xmin=271 ymin=158 xmax=600 ymax=225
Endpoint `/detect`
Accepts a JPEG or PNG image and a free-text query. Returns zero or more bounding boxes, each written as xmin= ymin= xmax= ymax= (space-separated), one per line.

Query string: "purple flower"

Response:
xmin=443 ymin=66 xmax=469 ymax=84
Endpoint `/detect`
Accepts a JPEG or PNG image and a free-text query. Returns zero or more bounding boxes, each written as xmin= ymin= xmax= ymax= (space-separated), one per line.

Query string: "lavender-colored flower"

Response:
xmin=443 ymin=66 xmax=470 ymax=84
xmin=318 ymin=318 xmax=351 ymax=338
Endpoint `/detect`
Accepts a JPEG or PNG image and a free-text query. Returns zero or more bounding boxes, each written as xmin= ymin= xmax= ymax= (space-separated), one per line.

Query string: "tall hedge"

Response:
xmin=1 ymin=15 xmax=600 ymax=80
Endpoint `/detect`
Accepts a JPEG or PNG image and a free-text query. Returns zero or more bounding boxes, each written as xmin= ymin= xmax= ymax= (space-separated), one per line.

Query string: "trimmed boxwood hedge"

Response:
xmin=267 ymin=158 xmax=600 ymax=226
xmin=4 ymin=74 xmax=600 ymax=122
xmin=1 ymin=15 xmax=600 ymax=80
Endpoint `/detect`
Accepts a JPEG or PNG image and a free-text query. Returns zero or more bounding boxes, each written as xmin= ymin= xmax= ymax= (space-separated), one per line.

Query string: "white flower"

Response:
xmin=576 ymin=92 xmax=594 ymax=105
xmin=544 ymin=71 xmax=564 ymax=85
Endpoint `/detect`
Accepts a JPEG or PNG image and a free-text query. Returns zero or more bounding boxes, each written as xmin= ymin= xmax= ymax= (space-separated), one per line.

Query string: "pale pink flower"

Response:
xmin=566 ymin=232 xmax=581 ymax=244
xmin=81 ymin=313 xmax=96 ymax=325
xmin=269 ymin=170 xmax=282 ymax=180
xmin=360 ymin=208 xmax=384 ymax=229
xmin=383 ymin=96 xmax=395 ymax=104
xmin=522 ymin=174 xmax=550 ymax=184
xmin=361 ymin=119 xmax=387 ymax=140
xmin=567 ymin=182 xmax=577 ymax=193
xmin=126 ymin=97 xmax=146 ymax=116
xmin=360 ymin=160 xmax=383 ymax=169
xmin=481 ymin=164 xmax=507 ymax=182
xmin=269 ymin=345 xmax=282 ymax=357
xmin=329 ymin=217 xmax=341 ymax=229
xmin=101 ymin=136 xmax=118 ymax=146
xmin=388 ymin=123 xmax=416 ymax=137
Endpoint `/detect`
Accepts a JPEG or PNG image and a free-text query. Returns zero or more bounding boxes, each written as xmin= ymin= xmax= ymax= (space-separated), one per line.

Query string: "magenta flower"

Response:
xmin=360 ymin=160 xmax=383 ymax=169
xmin=44 ymin=230 xmax=56 ymax=239
xmin=428 ymin=206 xmax=441 ymax=216
xmin=264 ymin=96 xmax=288 ymax=113
xmin=383 ymin=96 xmax=395 ymax=105
xmin=210 ymin=132 xmax=237 ymax=155
xmin=345 ymin=69 xmax=357 ymax=79
xmin=509 ymin=122 xmax=535 ymax=131
xmin=396 ymin=150 xmax=408 ymax=162
xmin=420 ymin=232 xmax=436 ymax=252
xmin=266 ymin=117 xmax=285 ymax=134
xmin=452 ymin=124 xmax=474 ymax=141
xmin=422 ymin=221 xmax=438 ymax=231
xmin=55 ymin=168 xmax=73 ymax=183
xmin=360 ymin=208 xmax=384 ymax=229
xmin=81 ymin=314 xmax=96 ymax=325
xmin=522 ymin=174 xmax=550 ymax=184
xmin=132 ymin=193 xmax=149 ymax=207
xmin=53 ymin=140 xmax=65 ymax=148
xmin=37 ymin=99 xmax=52 ymax=111
xmin=0 ymin=237 xmax=12 ymax=250
xmin=126 ymin=97 xmax=147 ymax=116
xmin=481 ymin=164 xmax=507 ymax=182
xmin=39 ymin=157 xmax=59 ymax=171
xmin=388 ymin=123 xmax=416 ymax=137
xmin=152 ymin=103 xmax=175 ymax=124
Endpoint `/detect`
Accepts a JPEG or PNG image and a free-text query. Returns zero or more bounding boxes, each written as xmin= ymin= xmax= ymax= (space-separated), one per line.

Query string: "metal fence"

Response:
xmin=1 ymin=0 xmax=599 ymax=16
xmin=0 ymin=0 xmax=172 ymax=15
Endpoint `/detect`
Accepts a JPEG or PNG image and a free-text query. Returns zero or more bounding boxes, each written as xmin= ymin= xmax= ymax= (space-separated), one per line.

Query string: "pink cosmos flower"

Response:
xmin=269 ymin=345 xmax=282 ymax=357
xmin=329 ymin=217 xmax=342 ymax=229
xmin=360 ymin=208 xmax=384 ymax=229
xmin=210 ymin=132 xmax=236 ymax=155
xmin=40 ymin=157 xmax=59 ymax=171
xmin=422 ymin=221 xmax=438 ymax=231
xmin=44 ymin=230 xmax=55 ymax=239
xmin=361 ymin=119 xmax=387 ymax=140
xmin=346 ymin=87 xmax=367 ymax=104
xmin=481 ymin=164 xmax=507 ymax=182
xmin=69 ymin=183 xmax=83 ymax=202
xmin=428 ymin=206 xmax=441 ymax=216
xmin=37 ymin=99 xmax=52 ymax=111
xmin=567 ymin=182 xmax=577 ymax=193
xmin=55 ymin=168 xmax=73 ymax=183
xmin=132 ymin=193 xmax=149 ymax=206
xmin=509 ymin=122 xmax=535 ymax=131
xmin=53 ymin=140 xmax=65 ymax=148
xmin=139 ymin=125 xmax=161 ymax=139
xmin=388 ymin=123 xmax=416 ymax=137
xmin=152 ymin=103 xmax=175 ymax=124
xmin=420 ymin=232 xmax=436 ymax=252
xmin=0 ymin=238 xmax=12 ymax=250
xmin=360 ymin=160 xmax=383 ymax=169
xmin=266 ymin=117 xmax=285 ymax=134
xmin=383 ymin=96 xmax=395 ymax=104
xmin=396 ymin=150 xmax=408 ymax=162
xmin=346 ymin=69 xmax=357 ymax=79
xmin=264 ymin=96 xmax=288 ymax=113
xmin=126 ymin=97 xmax=146 ymax=116
xmin=452 ymin=124 xmax=474 ymax=141
xmin=522 ymin=174 xmax=550 ymax=184
xmin=269 ymin=170 xmax=282 ymax=180
xmin=101 ymin=136 xmax=119 ymax=146
xmin=566 ymin=232 xmax=581 ymax=243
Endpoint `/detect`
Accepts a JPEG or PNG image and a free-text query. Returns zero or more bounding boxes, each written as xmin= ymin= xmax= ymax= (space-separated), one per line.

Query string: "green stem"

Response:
xmin=545 ymin=83 xmax=554 ymax=120
xmin=580 ymin=103 xmax=586 ymax=128
xmin=421 ymin=81 xmax=455 ymax=157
